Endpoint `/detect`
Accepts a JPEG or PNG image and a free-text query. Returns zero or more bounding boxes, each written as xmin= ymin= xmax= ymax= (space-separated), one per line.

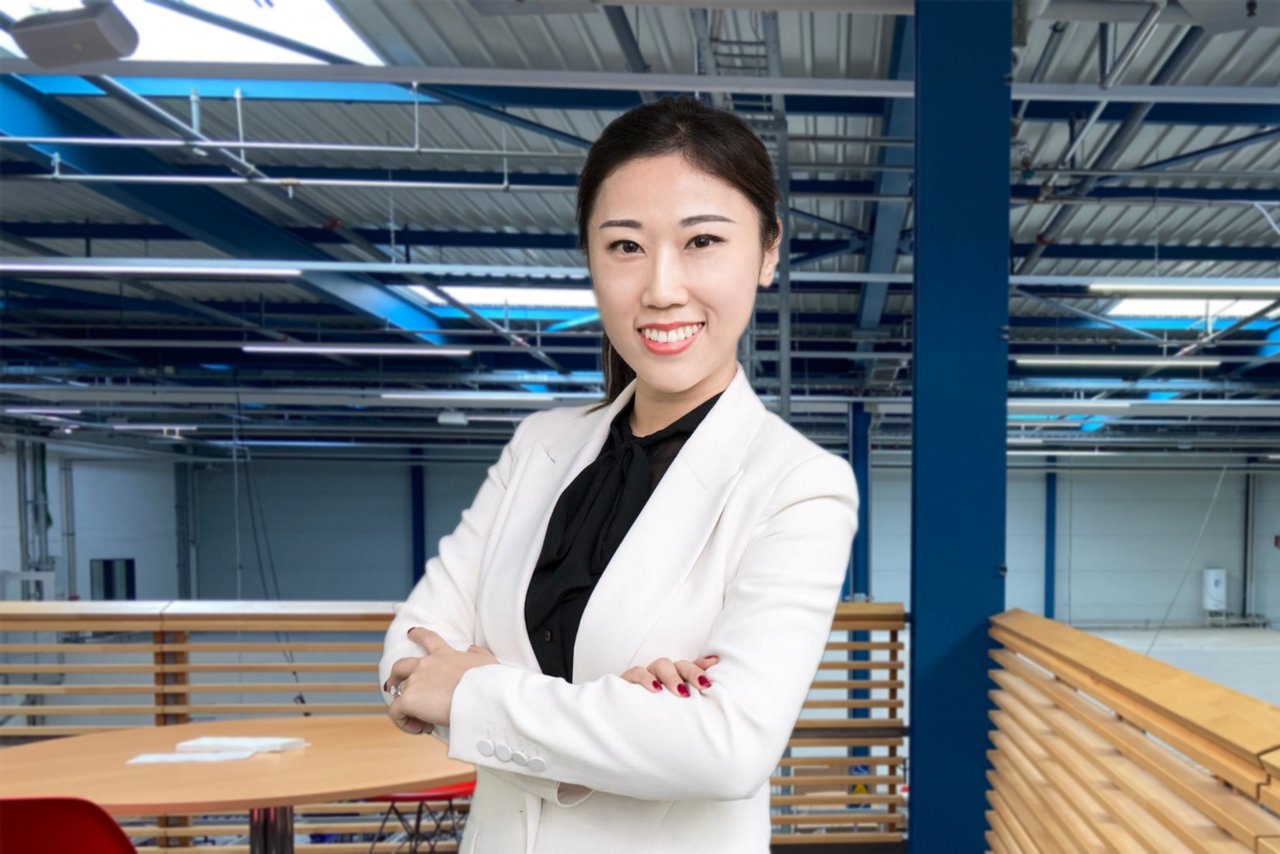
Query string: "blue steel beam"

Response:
xmin=7 ymin=219 xmax=1277 ymax=263
xmin=1096 ymin=126 xmax=1280 ymax=185
xmin=910 ymin=3 xmax=1009 ymax=853
xmin=18 ymin=76 xmax=1280 ymax=126
xmin=0 ymin=75 xmax=448 ymax=345
xmin=859 ymin=19 xmax=915 ymax=349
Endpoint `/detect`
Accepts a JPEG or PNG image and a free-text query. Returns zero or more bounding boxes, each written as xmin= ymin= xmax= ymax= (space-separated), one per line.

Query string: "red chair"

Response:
xmin=366 ymin=780 xmax=475 ymax=854
xmin=0 ymin=797 xmax=134 ymax=854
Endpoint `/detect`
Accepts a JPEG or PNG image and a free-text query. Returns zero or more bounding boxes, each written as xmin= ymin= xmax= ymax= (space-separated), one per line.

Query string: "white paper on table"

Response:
xmin=128 ymin=751 xmax=257 ymax=764
xmin=176 ymin=736 xmax=307 ymax=754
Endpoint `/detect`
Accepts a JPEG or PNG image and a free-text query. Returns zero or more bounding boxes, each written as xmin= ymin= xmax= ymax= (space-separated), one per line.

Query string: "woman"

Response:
xmin=380 ymin=97 xmax=859 ymax=854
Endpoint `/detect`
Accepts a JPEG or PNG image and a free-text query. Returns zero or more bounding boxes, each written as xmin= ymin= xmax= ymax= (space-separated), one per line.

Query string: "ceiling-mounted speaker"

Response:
xmin=9 ymin=2 xmax=139 ymax=68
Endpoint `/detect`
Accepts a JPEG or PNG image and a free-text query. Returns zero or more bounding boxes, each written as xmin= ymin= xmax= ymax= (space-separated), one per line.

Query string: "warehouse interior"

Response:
xmin=1 ymin=0 xmax=1279 ymax=850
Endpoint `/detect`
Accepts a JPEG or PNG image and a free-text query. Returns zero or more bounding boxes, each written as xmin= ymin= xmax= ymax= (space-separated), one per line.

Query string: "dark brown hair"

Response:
xmin=576 ymin=97 xmax=781 ymax=406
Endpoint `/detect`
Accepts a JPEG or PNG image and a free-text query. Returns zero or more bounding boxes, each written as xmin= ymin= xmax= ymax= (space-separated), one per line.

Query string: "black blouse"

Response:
xmin=524 ymin=391 xmax=724 ymax=681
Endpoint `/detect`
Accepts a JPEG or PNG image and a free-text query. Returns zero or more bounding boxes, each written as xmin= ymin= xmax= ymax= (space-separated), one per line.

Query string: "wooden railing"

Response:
xmin=987 ymin=608 xmax=1280 ymax=853
xmin=1 ymin=600 xmax=907 ymax=849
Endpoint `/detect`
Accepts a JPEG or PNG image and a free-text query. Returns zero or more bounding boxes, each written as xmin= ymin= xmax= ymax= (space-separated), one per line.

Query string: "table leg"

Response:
xmin=248 ymin=805 xmax=294 ymax=854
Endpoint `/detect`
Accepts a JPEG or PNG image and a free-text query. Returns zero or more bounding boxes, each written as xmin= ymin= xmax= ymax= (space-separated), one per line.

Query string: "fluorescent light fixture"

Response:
xmin=438 ymin=411 xmax=469 ymax=427
xmin=243 ymin=344 xmax=472 ymax=357
xmin=382 ymin=391 xmax=557 ymax=403
xmin=1091 ymin=283 xmax=1280 ymax=296
xmin=1008 ymin=400 xmax=1132 ymax=411
xmin=1269 ymin=455 xmax=1280 ymax=460
xmin=0 ymin=262 xmax=303 ymax=277
xmin=5 ymin=406 xmax=83 ymax=415
xmin=1104 ymin=298 xmax=1280 ymax=319
xmin=111 ymin=424 xmax=198 ymax=431
xmin=1008 ymin=449 xmax=1119 ymax=457
xmin=209 ymin=440 xmax=359 ymax=448
xmin=466 ymin=414 xmax=528 ymax=423
xmin=409 ymin=284 xmax=597 ymax=309
xmin=1015 ymin=357 xmax=1221 ymax=368
xmin=1007 ymin=437 xmax=1045 ymax=444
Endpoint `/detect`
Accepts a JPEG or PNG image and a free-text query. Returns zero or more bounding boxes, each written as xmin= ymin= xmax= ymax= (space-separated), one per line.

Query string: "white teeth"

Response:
xmin=641 ymin=324 xmax=702 ymax=344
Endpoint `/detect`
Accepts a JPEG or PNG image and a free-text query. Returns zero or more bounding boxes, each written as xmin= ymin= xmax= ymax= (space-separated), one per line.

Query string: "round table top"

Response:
xmin=0 ymin=716 xmax=474 ymax=815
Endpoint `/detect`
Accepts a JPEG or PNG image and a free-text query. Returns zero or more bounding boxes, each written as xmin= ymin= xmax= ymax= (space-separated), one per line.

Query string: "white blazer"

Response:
xmin=381 ymin=364 xmax=858 ymax=854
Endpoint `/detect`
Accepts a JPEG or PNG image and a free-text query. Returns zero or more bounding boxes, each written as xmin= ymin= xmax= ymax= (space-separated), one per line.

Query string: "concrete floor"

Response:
xmin=1087 ymin=626 xmax=1280 ymax=708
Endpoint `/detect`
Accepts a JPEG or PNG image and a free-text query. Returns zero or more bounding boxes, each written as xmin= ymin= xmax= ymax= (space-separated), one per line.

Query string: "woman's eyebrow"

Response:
xmin=597 ymin=214 xmax=735 ymax=230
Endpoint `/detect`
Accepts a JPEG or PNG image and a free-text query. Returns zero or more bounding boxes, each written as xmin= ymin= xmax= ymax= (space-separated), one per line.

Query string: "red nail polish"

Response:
xmin=677 ymin=684 xmax=690 ymax=697
xmin=652 ymin=680 xmax=661 ymax=691
xmin=698 ymin=676 xmax=711 ymax=688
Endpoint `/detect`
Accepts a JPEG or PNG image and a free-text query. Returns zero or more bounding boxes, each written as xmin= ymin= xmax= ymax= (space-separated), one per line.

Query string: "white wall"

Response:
xmin=1253 ymin=474 xmax=1280 ymax=623
xmin=1054 ymin=469 xmax=1247 ymax=625
xmin=0 ymin=443 xmax=177 ymax=600
xmin=194 ymin=461 xmax=414 ymax=601
xmin=71 ymin=460 xmax=178 ymax=599
xmin=6 ymin=436 xmax=1277 ymax=627
xmin=866 ymin=466 xmax=1275 ymax=626
xmin=866 ymin=469 xmax=1046 ymax=615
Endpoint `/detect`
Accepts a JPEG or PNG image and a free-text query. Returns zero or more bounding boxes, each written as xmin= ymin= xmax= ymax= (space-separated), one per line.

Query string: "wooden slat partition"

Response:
xmin=770 ymin=602 xmax=907 ymax=847
xmin=0 ymin=601 xmax=391 ymax=736
xmin=3 ymin=599 xmax=908 ymax=849
xmin=987 ymin=608 xmax=1280 ymax=853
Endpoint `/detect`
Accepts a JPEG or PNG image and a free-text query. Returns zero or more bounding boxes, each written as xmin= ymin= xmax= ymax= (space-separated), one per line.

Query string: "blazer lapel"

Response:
xmin=476 ymin=385 xmax=637 ymax=672
xmin=572 ymin=366 xmax=767 ymax=683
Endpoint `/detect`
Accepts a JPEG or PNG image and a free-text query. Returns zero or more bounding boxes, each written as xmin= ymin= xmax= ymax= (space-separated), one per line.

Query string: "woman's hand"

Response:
xmin=621 ymin=654 xmax=718 ymax=697
xmin=385 ymin=627 xmax=498 ymax=734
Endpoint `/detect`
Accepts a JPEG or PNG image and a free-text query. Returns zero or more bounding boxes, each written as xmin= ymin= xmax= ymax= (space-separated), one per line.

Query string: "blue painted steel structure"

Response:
xmin=1045 ymin=465 xmax=1057 ymax=619
xmin=847 ymin=403 xmax=874 ymax=754
xmin=0 ymin=76 xmax=449 ymax=346
xmin=910 ymin=2 xmax=1010 ymax=851
xmin=19 ymin=75 xmax=1280 ymax=126
xmin=848 ymin=403 xmax=872 ymax=603
xmin=6 ymin=217 xmax=1278 ymax=263
xmin=411 ymin=458 xmax=426 ymax=584
xmin=859 ymin=19 xmax=914 ymax=346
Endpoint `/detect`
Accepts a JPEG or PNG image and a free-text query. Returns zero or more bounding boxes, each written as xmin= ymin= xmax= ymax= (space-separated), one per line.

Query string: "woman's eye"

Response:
xmin=689 ymin=234 xmax=722 ymax=249
xmin=609 ymin=240 xmax=642 ymax=254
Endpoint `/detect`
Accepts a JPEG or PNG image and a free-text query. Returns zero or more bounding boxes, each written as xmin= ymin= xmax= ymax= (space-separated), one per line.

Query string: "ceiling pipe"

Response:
xmin=82 ymin=80 xmax=569 ymax=375
xmin=1017 ymin=26 xmax=1208 ymax=275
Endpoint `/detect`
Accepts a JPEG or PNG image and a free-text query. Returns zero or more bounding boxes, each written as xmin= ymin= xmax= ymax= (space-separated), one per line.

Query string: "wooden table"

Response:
xmin=0 ymin=715 xmax=474 ymax=854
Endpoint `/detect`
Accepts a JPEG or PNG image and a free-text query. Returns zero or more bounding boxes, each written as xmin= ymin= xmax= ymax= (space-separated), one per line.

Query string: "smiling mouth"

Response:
xmin=638 ymin=322 xmax=705 ymax=345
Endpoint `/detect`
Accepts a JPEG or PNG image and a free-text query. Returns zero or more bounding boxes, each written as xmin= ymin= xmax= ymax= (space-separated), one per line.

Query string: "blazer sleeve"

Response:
xmin=378 ymin=413 xmax=573 ymax=803
xmin=447 ymin=451 xmax=859 ymax=803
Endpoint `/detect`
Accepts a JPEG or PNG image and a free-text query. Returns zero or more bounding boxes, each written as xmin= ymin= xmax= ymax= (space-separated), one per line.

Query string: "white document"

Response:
xmin=176 ymin=736 xmax=307 ymax=753
xmin=128 ymin=751 xmax=256 ymax=764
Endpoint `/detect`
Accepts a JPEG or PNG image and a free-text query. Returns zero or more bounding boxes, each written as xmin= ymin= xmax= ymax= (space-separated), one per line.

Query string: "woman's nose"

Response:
xmin=643 ymin=250 xmax=689 ymax=308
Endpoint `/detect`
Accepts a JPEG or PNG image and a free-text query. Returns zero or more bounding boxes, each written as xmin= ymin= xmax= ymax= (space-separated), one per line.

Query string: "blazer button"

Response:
xmin=527 ymin=757 xmax=547 ymax=772
xmin=477 ymin=739 xmax=495 ymax=757
xmin=495 ymin=744 xmax=513 ymax=762
xmin=511 ymin=750 xmax=529 ymax=766
xmin=542 ymin=629 xmax=553 ymax=643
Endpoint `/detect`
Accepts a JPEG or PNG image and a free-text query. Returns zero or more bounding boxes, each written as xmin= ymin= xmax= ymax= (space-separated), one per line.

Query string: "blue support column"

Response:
xmin=909 ymin=2 xmax=1010 ymax=852
xmin=1044 ymin=464 xmax=1057 ymax=619
xmin=848 ymin=403 xmax=873 ymax=602
xmin=847 ymin=403 xmax=874 ymax=755
xmin=411 ymin=456 xmax=426 ymax=584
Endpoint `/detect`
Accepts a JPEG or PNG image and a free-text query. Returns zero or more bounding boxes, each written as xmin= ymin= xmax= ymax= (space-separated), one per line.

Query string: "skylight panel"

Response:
xmin=1106 ymin=298 xmax=1280 ymax=319
xmin=0 ymin=0 xmax=384 ymax=65
xmin=410 ymin=285 xmax=598 ymax=310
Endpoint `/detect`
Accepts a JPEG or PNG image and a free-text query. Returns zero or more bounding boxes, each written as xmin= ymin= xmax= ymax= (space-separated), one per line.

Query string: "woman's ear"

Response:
xmin=758 ymin=217 xmax=783 ymax=287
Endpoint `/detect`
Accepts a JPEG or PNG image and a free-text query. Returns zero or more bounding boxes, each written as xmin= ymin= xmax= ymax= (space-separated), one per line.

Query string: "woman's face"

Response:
xmin=587 ymin=152 xmax=780 ymax=403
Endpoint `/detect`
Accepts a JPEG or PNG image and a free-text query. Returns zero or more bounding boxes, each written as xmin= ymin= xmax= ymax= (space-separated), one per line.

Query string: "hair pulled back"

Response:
xmin=576 ymin=97 xmax=781 ymax=405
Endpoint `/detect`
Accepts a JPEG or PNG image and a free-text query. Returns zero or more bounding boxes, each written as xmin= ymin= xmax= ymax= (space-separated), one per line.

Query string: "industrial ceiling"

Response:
xmin=0 ymin=0 xmax=1277 ymax=464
